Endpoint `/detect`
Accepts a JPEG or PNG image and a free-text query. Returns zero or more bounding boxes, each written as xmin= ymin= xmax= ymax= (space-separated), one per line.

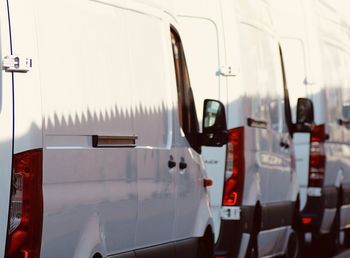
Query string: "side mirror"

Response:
xmin=202 ymin=99 xmax=228 ymax=147
xmin=295 ymin=98 xmax=314 ymax=132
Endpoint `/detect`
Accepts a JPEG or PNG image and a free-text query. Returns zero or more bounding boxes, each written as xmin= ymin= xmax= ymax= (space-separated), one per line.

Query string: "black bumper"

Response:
xmin=301 ymin=186 xmax=338 ymax=233
xmin=214 ymin=206 xmax=255 ymax=258
xmin=214 ymin=202 xmax=295 ymax=258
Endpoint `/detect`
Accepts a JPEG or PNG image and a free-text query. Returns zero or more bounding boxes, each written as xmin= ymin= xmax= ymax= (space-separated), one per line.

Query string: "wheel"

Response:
xmin=311 ymin=210 xmax=340 ymax=258
xmin=285 ymin=228 xmax=303 ymax=258
xmin=245 ymin=231 xmax=258 ymax=258
xmin=197 ymin=229 xmax=214 ymax=258
xmin=285 ymin=205 xmax=304 ymax=258
xmin=344 ymin=228 xmax=350 ymax=248
xmin=324 ymin=209 xmax=340 ymax=256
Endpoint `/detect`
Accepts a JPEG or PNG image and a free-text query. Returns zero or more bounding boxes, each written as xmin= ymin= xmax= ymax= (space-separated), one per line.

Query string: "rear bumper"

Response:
xmin=214 ymin=206 xmax=254 ymax=258
xmin=301 ymin=186 xmax=338 ymax=233
xmin=214 ymin=202 xmax=295 ymax=258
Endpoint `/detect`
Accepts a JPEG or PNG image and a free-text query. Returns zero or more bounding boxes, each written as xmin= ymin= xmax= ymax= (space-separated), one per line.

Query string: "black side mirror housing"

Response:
xmin=201 ymin=99 xmax=228 ymax=147
xmin=295 ymin=98 xmax=314 ymax=133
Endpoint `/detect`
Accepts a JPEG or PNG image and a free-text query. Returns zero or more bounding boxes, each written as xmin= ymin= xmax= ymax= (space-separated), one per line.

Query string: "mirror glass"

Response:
xmin=202 ymin=99 xmax=228 ymax=147
xmin=343 ymin=105 xmax=350 ymax=120
xmin=204 ymin=101 xmax=220 ymax=129
xmin=296 ymin=98 xmax=314 ymax=124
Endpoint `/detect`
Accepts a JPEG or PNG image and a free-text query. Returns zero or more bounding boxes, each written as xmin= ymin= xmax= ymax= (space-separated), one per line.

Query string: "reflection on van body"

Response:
xmin=269 ymin=0 xmax=350 ymax=254
xmin=0 ymin=1 xmax=217 ymax=258
xmin=175 ymin=0 xmax=299 ymax=257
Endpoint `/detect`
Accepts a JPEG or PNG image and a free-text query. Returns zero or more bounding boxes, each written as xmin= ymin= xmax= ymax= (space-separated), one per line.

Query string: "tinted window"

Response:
xmin=171 ymin=29 xmax=200 ymax=152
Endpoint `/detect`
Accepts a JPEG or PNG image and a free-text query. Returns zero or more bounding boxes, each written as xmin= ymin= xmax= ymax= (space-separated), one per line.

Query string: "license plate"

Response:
xmin=221 ymin=206 xmax=241 ymax=220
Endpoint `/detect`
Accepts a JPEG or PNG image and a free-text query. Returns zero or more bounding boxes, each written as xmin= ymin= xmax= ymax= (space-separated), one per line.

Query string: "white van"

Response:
xmin=269 ymin=0 xmax=350 ymax=255
xmin=0 ymin=1 xmax=227 ymax=257
xmin=175 ymin=0 xmax=309 ymax=257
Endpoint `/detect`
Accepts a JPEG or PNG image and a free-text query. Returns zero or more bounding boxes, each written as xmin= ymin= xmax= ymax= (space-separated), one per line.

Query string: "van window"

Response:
xmin=343 ymin=56 xmax=350 ymax=107
xmin=127 ymin=11 xmax=171 ymax=147
xmin=239 ymin=25 xmax=268 ymax=123
xmin=323 ymin=45 xmax=344 ymax=123
xmin=240 ymin=24 xmax=284 ymax=132
xmin=279 ymin=39 xmax=307 ymax=124
xmin=178 ymin=18 xmax=220 ymax=131
xmin=278 ymin=46 xmax=293 ymax=134
xmin=171 ymin=29 xmax=200 ymax=152
xmin=258 ymin=32 xmax=281 ymax=132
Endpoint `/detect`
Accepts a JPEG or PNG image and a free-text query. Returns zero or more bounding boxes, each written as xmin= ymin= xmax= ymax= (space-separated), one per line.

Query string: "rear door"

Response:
xmin=0 ymin=1 xmax=15 ymax=256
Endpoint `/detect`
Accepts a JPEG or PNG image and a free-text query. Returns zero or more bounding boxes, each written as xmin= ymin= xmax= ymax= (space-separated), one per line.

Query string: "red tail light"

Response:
xmin=302 ymin=217 xmax=313 ymax=225
xmin=6 ymin=149 xmax=43 ymax=258
xmin=222 ymin=127 xmax=245 ymax=206
xmin=308 ymin=125 xmax=326 ymax=187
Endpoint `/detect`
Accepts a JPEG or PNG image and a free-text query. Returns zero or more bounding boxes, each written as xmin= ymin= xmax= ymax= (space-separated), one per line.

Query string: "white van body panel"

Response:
xmin=0 ymin=1 xmax=14 ymax=256
xmin=269 ymin=0 xmax=350 ymax=234
xmin=3 ymin=0 xmax=214 ymax=257
xmin=176 ymin=0 xmax=296 ymax=257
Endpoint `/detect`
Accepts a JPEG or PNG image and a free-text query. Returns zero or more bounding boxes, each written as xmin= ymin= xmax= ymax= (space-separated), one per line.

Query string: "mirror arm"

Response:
xmin=338 ymin=118 xmax=350 ymax=126
xmin=201 ymin=131 xmax=228 ymax=147
xmin=292 ymin=123 xmax=312 ymax=133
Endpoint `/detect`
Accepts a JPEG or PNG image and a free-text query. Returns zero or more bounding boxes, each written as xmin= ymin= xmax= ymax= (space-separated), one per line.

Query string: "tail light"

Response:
xmin=222 ymin=127 xmax=245 ymax=206
xmin=308 ymin=125 xmax=326 ymax=187
xmin=6 ymin=149 xmax=43 ymax=258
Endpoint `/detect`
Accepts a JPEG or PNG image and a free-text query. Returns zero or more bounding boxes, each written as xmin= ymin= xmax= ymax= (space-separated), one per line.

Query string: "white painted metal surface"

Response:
xmin=1 ymin=0 xmax=214 ymax=257
xmin=269 ymin=0 xmax=350 ymax=234
xmin=0 ymin=1 xmax=15 ymax=256
xmin=175 ymin=0 xmax=297 ymax=257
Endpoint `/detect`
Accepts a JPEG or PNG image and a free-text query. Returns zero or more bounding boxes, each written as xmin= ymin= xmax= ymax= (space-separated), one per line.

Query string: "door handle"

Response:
xmin=338 ymin=118 xmax=350 ymax=126
xmin=179 ymin=161 xmax=187 ymax=170
xmin=280 ymin=141 xmax=289 ymax=149
xmin=168 ymin=156 xmax=176 ymax=169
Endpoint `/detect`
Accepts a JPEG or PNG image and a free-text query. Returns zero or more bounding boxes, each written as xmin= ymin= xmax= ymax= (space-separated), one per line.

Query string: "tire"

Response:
xmin=344 ymin=228 xmax=350 ymax=248
xmin=325 ymin=209 xmax=340 ymax=256
xmin=197 ymin=229 xmax=214 ymax=258
xmin=285 ymin=228 xmax=303 ymax=258
xmin=311 ymin=210 xmax=340 ymax=258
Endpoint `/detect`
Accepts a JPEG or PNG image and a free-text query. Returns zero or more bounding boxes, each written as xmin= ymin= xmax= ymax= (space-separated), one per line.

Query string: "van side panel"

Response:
xmin=124 ymin=10 xmax=175 ymax=248
xmin=34 ymin=1 xmax=139 ymax=257
xmin=6 ymin=0 xmax=42 ymax=154
xmin=0 ymin=0 xmax=14 ymax=256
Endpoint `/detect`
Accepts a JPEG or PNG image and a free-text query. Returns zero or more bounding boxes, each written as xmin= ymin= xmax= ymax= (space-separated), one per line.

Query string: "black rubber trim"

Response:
xmin=214 ymin=202 xmax=295 ymax=258
xmin=323 ymin=185 xmax=338 ymax=208
xmin=135 ymin=242 xmax=175 ymax=258
xmin=107 ymin=238 xmax=197 ymax=258
xmin=108 ymin=252 xmax=135 ymax=258
xmin=174 ymin=238 xmax=197 ymax=257
xmin=214 ymin=206 xmax=255 ymax=258
xmin=301 ymin=185 xmax=338 ymax=233
xmin=342 ymin=184 xmax=350 ymax=205
xmin=260 ymin=201 xmax=295 ymax=230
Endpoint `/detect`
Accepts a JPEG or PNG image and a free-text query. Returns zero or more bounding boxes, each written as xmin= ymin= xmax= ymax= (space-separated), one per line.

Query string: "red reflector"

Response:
xmin=6 ymin=149 xmax=43 ymax=258
xmin=302 ymin=217 xmax=312 ymax=225
xmin=215 ymin=256 xmax=227 ymax=258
